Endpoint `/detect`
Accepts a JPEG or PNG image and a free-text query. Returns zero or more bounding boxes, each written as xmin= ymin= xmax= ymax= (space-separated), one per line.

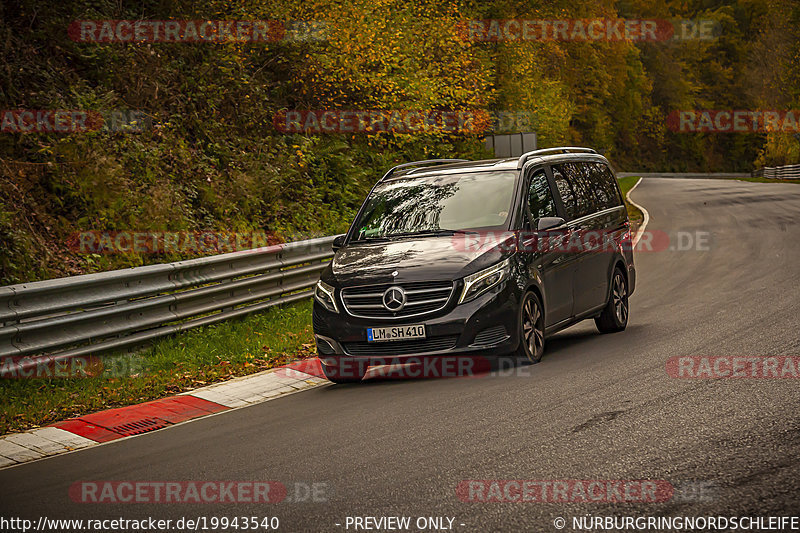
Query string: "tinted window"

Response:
xmin=528 ymin=170 xmax=557 ymax=221
xmin=556 ymin=163 xmax=596 ymax=219
xmin=590 ymin=163 xmax=613 ymax=209
xmin=592 ymin=163 xmax=623 ymax=208
xmin=552 ymin=168 xmax=576 ymax=220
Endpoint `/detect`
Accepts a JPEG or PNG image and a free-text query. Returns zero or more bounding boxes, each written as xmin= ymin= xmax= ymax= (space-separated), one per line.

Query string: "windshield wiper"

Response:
xmin=350 ymin=236 xmax=392 ymax=244
xmin=351 ymin=229 xmax=478 ymax=243
xmin=386 ymin=229 xmax=479 ymax=239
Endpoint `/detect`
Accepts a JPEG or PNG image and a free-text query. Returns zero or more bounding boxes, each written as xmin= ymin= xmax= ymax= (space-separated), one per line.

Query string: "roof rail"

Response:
xmin=381 ymin=159 xmax=469 ymax=180
xmin=517 ymin=147 xmax=597 ymax=168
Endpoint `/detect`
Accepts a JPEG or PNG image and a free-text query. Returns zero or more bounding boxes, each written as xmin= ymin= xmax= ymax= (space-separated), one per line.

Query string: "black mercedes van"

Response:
xmin=313 ymin=147 xmax=635 ymax=382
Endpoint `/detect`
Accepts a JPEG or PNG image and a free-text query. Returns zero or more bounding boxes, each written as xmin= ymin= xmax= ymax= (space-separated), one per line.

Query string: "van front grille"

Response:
xmin=340 ymin=281 xmax=454 ymax=319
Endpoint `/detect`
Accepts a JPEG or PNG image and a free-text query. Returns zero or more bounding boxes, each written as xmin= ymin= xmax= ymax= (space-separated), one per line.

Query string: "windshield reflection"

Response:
xmin=353 ymin=171 xmax=516 ymax=241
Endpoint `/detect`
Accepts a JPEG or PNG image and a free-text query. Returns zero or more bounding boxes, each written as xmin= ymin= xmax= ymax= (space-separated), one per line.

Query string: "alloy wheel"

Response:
xmin=613 ymin=272 xmax=628 ymax=324
xmin=522 ymin=295 xmax=545 ymax=361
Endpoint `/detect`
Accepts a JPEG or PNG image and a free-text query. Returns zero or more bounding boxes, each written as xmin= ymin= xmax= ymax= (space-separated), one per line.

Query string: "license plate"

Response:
xmin=367 ymin=325 xmax=426 ymax=342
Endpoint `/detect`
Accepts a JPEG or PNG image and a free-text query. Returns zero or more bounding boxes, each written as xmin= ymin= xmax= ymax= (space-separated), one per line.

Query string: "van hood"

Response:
xmin=329 ymin=233 xmax=514 ymax=286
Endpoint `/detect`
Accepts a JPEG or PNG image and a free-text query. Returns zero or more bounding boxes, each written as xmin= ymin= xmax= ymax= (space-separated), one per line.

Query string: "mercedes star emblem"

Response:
xmin=382 ymin=286 xmax=407 ymax=312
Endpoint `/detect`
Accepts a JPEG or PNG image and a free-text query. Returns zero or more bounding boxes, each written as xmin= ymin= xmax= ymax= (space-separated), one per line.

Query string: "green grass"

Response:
xmin=0 ymin=299 xmax=316 ymax=435
xmin=617 ymin=176 xmax=640 ymax=197
xmin=617 ymin=176 xmax=644 ymax=226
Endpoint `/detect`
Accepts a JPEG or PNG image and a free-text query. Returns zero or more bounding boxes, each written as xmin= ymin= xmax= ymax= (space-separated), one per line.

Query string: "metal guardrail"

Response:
xmin=0 ymin=235 xmax=338 ymax=372
xmin=752 ymin=164 xmax=800 ymax=179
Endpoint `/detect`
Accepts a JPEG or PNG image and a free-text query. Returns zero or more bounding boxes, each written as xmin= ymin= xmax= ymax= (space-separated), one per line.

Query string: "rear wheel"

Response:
xmin=595 ymin=267 xmax=629 ymax=333
xmin=321 ymin=358 xmax=368 ymax=383
xmin=517 ymin=291 xmax=545 ymax=363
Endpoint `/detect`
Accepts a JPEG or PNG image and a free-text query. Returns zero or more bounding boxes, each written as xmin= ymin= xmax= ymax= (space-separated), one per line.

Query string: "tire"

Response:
xmin=516 ymin=291 xmax=545 ymax=363
xmin=595 ymin=267 xmax=629 ymax=333
xmin=321 ymin=358 xmax=368 ymax=383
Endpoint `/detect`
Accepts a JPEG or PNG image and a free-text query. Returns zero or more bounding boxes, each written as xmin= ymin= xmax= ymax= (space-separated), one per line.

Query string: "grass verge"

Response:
xmin=0 ymin=299 xmax=316 ymax=435
xmin=617 ymin=176 xmax=644 ymax=228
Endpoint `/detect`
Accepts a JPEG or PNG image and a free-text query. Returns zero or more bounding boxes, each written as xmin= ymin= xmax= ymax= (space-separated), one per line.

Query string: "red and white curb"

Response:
xmin=0 ymin=359 xmax=328 ymax=469
xmin=0 ymin=427 xmax=95 ymax=468
xmin=186 ymin=358 xmax=326 ymax=408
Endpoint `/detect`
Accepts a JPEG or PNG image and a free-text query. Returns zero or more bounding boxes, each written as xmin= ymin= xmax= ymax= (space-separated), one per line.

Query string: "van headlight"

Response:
xmin=314 ymin=280 xmax=339 ymax=313
xmin=459 ymin=258 xmax=511 ymax=304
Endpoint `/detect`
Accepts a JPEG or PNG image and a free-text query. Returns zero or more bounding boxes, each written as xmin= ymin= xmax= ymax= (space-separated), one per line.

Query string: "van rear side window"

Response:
xmin=592 ymin=163 xmax=623 ymax=209
xmin=553 ymin=162 xmax=623 ymax=218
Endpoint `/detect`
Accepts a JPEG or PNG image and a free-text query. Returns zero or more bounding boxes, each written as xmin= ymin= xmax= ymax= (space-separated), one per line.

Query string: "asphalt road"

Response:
xmin=2 ymin=178 xmax=800 ymax=531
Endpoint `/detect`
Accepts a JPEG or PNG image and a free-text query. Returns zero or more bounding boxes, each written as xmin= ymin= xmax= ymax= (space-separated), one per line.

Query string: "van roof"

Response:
xmin=385 ymin=148 xmax=609 ymax=181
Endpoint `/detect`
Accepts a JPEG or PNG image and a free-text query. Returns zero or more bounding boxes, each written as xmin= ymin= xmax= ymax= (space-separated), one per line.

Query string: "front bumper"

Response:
xmin=312 ymin=281 xmax=520 ymax=363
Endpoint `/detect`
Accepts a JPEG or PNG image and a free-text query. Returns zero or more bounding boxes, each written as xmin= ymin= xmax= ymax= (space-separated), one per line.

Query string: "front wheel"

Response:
xmin=595 ymin=267 xmax=629 ymax=333
xmin=321 ymin=358 xmax=368 ymax=383
xmin=517 ymin=291 xmax=545 ymax=363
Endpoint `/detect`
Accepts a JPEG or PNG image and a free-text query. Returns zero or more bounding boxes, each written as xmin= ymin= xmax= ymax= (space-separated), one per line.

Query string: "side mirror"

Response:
xmin=332 ymin=235 xmax=346 ymax=251
xmin=536 ymin=217 xmax=566 ymax=232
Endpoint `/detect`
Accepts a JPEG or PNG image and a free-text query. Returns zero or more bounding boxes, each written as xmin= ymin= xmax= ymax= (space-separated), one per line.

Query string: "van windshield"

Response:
xmin=353 ymin=171 xmax=516 ymax=241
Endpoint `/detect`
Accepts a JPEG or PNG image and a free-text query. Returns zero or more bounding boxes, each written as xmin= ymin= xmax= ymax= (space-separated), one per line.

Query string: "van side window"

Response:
xmin=528 ymin=170 xmax=557 ymax=221
xmin=552 ymin=169 xmax=577 ymax=220
xmin=594 ymin=163 xmax=623 ymax=208
xmin=590 ymin=163 xmax=612 ymax=209
xmin=556 ymin=163 xmax=596 ymax=219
